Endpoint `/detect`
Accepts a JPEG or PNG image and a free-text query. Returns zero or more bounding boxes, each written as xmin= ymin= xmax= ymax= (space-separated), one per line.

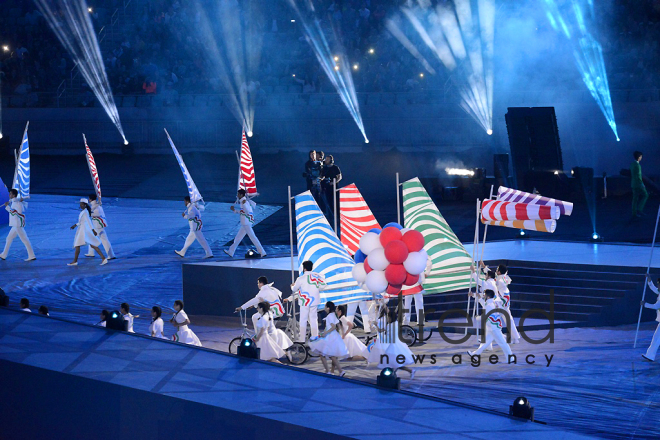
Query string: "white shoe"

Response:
xmin=25 ymin=257 xmax=36 ymax=262
xmin=67 ymin=262 xmax=78 ymax=266
xmin=84 ymin=253 xmax=95 ymax=258
xmin=203 ymin=254 xmax=214 ymax=259
xmin=0 ymin=255 xmax=6 ymax=260
xmin=410 ymin=369 xmax=416 ymax=379
xmin=223 ymin=249 xmax=233 ymax=258
xmin=175 ymin=250 xmax=185 ymax=258
xmin=260 ymin=253 xmax=267 ymax=258
xmin=108 ymin=256 xmax=117 ymax=260
xmin=100 ymin=259 xmax=108 ymax=266
xmin=467 ymin=350 xmax=475 ymax=357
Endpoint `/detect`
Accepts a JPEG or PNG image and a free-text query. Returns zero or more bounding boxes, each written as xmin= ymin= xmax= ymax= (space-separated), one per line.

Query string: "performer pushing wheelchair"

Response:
xmin=235 ymin=276 xmax=285 ymax=331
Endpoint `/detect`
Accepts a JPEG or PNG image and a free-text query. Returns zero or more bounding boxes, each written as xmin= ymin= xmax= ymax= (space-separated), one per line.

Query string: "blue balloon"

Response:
xmin=368 ymin=228 xmax=382 ymax=235
xmin=383 ymin=222 xmax=403 ymax=230
xmin=354 ymin=249 xmax=366 ymax=263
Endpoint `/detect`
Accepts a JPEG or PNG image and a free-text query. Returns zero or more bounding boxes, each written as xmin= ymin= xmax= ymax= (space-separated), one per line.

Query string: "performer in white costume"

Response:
xmin=68 ymin=198 xmax=107 ymax=266
xmin=284 ymin=260 xmax=328 ymax=343
xmin=347 ymin=300 xmax=373 ymax=333
xmin=0 ymin=188 xmax=36 ymax=261
xmin=403 ymin=259 xmax=433 ymax=325
xmin=120 ymin=303 xmax=138 ymax=333
xmin=336 ymin=305 xmax=368 ymax=360
xmin=468 ymin=289 xmax=514 ymax=359
xmin=85 ymin=194 xmax=116 ymax=259
xmin=19 ymin=298 xmax=31 ymax=313
xmin=495 ymin=264 xmax=520 ymax=344
xmin=235 ymin=276 xmax=285 ymax=330
xmin=176 ymin=196 xmax=213 ymax=259
xmin=642 ymin=275 xmax=660 ymax=362
xmin=368 ymin=308 xmax=416 ymax=378
xmin=150 ymin=306 xmax=167 ymax=339
xmin=308 ymin=301 xmax=348 ymax=376
xmin=97 ymin=310 xmax=109 ymax=327
xmin=254 ymin=301 xmax=285 ymax=362
xmin=225 ymin=189 xmax=266 ymax=258
xmin=170 ymin=300 xmax=202 ymax=346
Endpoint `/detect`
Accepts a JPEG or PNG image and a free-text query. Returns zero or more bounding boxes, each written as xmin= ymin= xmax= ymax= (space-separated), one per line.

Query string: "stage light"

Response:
xmin=446 ymin=168 xmax=475 ymax=177
xmin=591 ymin=232 xmax=602 ymax=242
xmin=368 ymin=48 xmax=374 ymax=54
xmin=123 ymin=139 xmax=129 ymax=145
xmin=237 ymin=337 xmax=259 ymax=359
xmin=247 ymin=131 xmax=253 ymax=137
xmin=571 ymin=169 xmax=574 ymax=175
xmin=616 ymin=138 xmax=620 ymax=142
xmin=88 ymin=7 xmax=93 ymax=13
xmin=554 ymin=171 xmax=559 ymax=175
xmin=377 ymin=368 xmax=400 ymax=390
xmin=2 ymin=45 xmax=9 ymax=52
xmin=106 ymin=310 xmax=127 ymax=331
xmin=519 ymin=230 xmax=526 ymax=237
xmin=0 ymin=133 xmax=3 ymax=139
xmin=333 ymin=56 xmax=339 ymax=61
xmin=291 ymin=19 xmax=295 ymax=23
xmin=353 ymin=64 xmax=358 ymax=70
xmin=419 ymin=73 xmax=424 ymax=78
xmin=510 ymin=396 xmax=534 ymax=421
xmin=365 ymin=139 xmax=369 ymax=144
xmin=487 ymin=129 xmax=493 ymax=135
xmin=292 ymin=74 xmax=296 ymax=77
xmin=334 ymin=65 xmax=340 ymax=71
xmin=245 ymin=248 xmax=259 ymax=258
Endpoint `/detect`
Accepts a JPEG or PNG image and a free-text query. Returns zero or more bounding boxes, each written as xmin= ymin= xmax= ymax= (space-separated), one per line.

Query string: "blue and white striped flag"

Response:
xmin=295 ymin=191 xmax=371 ymax=308
xmin=13 ymin=123 xmax=30 ymax=199
xmin=164 ymin=129 xmax=203 ymax=203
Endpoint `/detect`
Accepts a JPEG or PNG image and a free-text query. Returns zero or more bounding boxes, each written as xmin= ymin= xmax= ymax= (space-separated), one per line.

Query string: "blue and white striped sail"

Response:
xmin=13 ymin=124 xmax=30 ymax=199
xmin=295 ymin=191 xmax=371 ymax=308
xmin=164 ymin=129 xmax=203 ymax=203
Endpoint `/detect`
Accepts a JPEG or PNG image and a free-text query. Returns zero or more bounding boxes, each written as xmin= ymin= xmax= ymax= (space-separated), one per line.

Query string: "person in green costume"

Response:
xmin=631 ymin=151 xmax=648 ymax=217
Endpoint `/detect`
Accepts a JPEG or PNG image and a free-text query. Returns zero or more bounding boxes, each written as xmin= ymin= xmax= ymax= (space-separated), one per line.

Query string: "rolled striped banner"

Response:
xmin=481 ymin=199 xmax=559 ymax=222
xmin=497 ymin=186 xmax=573 ymax=216
xmin=484 ymin=219 xmax=556 ymax=233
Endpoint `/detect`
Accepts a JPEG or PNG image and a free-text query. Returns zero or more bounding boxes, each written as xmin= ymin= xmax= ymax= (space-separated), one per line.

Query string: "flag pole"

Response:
xmin=333 ymin=178 xmax=338 ymax=233
xmin=396 ymin=172 xmax=401 ymax=225
xmin=634 ymin=204 xmax=660 ymax=347
xmin=288 ymin=185 xmax=298 ymax=342
xmin=479 ymin=185 xmax=495 ymax=264
xmin=466 ymin=198 xmax=480 ymax=332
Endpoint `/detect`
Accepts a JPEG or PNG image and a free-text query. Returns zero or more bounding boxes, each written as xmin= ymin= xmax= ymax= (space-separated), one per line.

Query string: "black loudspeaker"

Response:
xmin=0 ymin=288 xmax=8 ymax=307
xmin=505 ymin=107 xmax=563 ymax=192
xmin=106 ymin=311 xmax=128 ymax=331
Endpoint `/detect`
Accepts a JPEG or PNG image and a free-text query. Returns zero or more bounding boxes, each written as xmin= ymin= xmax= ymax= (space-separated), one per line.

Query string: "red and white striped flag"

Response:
xmin=339 ymin=183 xmax=381 ymax=255
xmin=84 ymin=134 xmax=101 ymax=199
xmin=239 ymin=130 xmax=257 ymax=195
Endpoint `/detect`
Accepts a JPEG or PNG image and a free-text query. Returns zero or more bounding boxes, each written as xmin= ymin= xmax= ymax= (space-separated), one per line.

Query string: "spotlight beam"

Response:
xmin=34 ymin=0 xmax=126 ymax=143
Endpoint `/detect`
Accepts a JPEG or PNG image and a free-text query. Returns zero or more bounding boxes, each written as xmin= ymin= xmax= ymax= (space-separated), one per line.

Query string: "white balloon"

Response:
xmin=400 ymin=228 xmax=411 ymax=234
xmin=359 ymin=232 xmax=383 ymax=255
xmin=352 ymin=263 xmax=367 ymax=283
xmin=367 ymin=248 xmax=389 ymax=271
xmin=366 ymin=270 xmax=388 ymax=294
xmin=403 ymin=250 xmax=428 ymax=275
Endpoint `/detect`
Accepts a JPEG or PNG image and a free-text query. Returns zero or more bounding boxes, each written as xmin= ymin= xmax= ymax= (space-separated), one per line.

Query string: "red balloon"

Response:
xmin=402 ymin=229 xmax=425 ymax=253
xmin=384 ymin=240 xmax=408 ymax=264
xmin=385 ymin=264 xmax=407 ymax=285
xmin=379 ymin=227 xmax=403 ymax=247
xmin=386 ymin=283 xmax=402 ymax=295
xmin=364 ymin=258 xmax=372 ymax=274
xmin=404 ymin=272 xmax=420 ymax=286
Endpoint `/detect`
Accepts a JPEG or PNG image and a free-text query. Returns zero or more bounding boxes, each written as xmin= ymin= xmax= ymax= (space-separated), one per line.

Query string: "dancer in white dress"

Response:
xmin=150 ymin=306 xmax=167 ymax=339
xmin=337 ymin=305 xmax=368 ymax=361
xmin=68 ymin=198 xmax=107 ymax=266
xmin=254 ymin=301 xmax=285 ymax=362
xmin=120 ymin=303 xmax=139 ymax=333
xmin=308 ymin=302 xmax=348 ymax=376
xmin=225 ymin=189 xmax=266 ymax=258
xmin=97 ymin=310 xmax=109 ymax=327
xmin=368 ymin=308 xmax=416 ymax=378
xmin=170 ymin=300 xmax=202 ymax=346
xmin=85 ymin=194 xmax=116 ymax=260
xmin=0 ymin=188 xmax=36 ymax=261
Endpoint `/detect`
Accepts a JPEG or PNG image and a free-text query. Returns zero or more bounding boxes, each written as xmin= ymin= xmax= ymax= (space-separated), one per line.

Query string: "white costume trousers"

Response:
xmin=228 ymin=224 xmax=265 ymax=256
xmin=180 ymin=230 xmax=212 ymax=256
xmin=483 ymin=309 xmax=519 ymax=351
xmin=347 ymin=300 xmax=372 ymax=332
xmin=1 ymin=227 xmax=35 ymax=259
xmin=473 ymin=325 xmax=512 ymax=358
xmin=87 ymin=229 xmax=115 ymax=258
xmin=297 ymin=304 xmax=319 ymax=343
xmin=403 ymin=293 xmax=424 ymax=324
xmin=645 ymin=322 xmax=660 ymax=361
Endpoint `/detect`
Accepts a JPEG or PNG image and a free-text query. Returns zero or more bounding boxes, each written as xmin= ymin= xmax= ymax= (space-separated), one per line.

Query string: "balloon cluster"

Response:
xmin=352 ymin=222 xmax=428 ymax=295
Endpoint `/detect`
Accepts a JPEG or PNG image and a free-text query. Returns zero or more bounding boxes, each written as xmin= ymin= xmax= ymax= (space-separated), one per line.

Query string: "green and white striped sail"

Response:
xmin=403 ymin=177 xmax=472 ymax=294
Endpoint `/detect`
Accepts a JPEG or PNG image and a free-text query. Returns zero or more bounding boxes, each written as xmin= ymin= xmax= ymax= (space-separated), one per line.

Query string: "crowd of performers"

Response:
xmin=232 ymin=259 xmax=524 ymax=378
xmin=0 ymin=187 xmax=265 ymax=264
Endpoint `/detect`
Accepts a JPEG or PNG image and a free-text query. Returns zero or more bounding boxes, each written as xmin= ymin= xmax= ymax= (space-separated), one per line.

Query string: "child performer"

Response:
xmin=235 ymin=276 xmax=284 ymax=330
xmin=120 ymin=303 xmax=138 ymax=333
xmin=283 ymin=260 xmax=328 ymax=343
xmin=69 ymin=198 xmax=107 ymax=266
xmin=97 ymin=310 xmax=109 ymax=327
xmin=0 ymin=188 xmax=36 ymax=261
xmin=170 ymin=300 xmax=202 ymax=346
xmin=336 ymin=305 xmax=368 ymax=361
xmin=85 ymin=194 xmax=116 ymax=260
xmin=468 ymin=290 xmax=514 ymax=360
xmin=150 ymin=306 xmax=167 ymax=339
xmin=176 ymin=196 xmax=213 ymax=259
xmin=308 ymin=301 xmax=348 ymax=376
xmin=225 ymin=189 xmax=266 ymax=258
xmin=253 ymin=301 xmax=286 ymax=362
xmin=368 ymin=308 xmax=416 ymax=378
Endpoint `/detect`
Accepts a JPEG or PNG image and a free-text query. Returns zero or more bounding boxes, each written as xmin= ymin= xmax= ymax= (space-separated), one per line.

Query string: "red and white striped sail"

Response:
xmin=84 ymin=134 xmax=101 ymax=199
xmin=339 ymin=183 xmax=381 ymax=255
xmin=239 ymin=130 xmax=257 ymax=194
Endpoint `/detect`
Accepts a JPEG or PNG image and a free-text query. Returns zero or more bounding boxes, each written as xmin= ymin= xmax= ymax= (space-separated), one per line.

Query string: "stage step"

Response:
xmin=413 ymin=259 xmax=651 ymax=327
